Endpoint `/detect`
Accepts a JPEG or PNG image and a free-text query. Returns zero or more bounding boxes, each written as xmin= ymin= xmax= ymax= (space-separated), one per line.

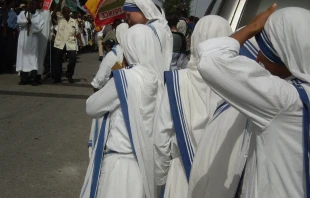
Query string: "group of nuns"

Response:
xmin=80 ymin=1 xmax=310 ymax=198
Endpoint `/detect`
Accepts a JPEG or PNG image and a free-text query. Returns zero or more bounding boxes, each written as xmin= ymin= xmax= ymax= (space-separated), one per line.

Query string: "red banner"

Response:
xmin=43 ymin=0 xmax=53 ymax=10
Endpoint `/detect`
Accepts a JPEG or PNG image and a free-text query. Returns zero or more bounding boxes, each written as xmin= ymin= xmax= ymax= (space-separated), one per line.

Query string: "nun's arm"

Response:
xmin=197 ymin=37 xmax=299 ymax=130
xmin=154 ymin=88 xmax=174 ymax=186
xmin=91 ymin=52 xmax=116 ymax=89
xmin=86 ymin=79 xmax=119 ymax=118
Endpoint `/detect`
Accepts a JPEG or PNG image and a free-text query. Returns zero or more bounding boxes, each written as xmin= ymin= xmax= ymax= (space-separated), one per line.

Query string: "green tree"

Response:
xmin=159 ymin=0 xmax=193 ymax=16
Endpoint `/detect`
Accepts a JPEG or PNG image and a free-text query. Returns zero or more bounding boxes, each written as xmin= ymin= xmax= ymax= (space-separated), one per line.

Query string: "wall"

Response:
xmin=238 ymin=0 xmax=310 ymax=27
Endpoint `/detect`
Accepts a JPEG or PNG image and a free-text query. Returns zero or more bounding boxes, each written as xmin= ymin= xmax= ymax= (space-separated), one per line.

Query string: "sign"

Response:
xmin=98 ymin=6 xmax=124 ymax=20
xmin=43 ymin=0 xmax=53 ymax=10
xmin=85 ymin=0 xmax=126 ymax=26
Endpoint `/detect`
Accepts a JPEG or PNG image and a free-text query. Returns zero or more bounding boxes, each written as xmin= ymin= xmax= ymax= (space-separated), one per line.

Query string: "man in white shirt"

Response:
xmin=52 ymin=0 xmax=79 ymax=83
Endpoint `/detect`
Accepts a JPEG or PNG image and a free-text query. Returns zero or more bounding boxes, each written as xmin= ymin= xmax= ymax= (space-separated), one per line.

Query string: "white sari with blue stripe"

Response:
xmin=187 ymin=38 xmax=258 ymax=198
xmin=154 ymin=16 xmax=235 ymax=198
xmin=196 ymin=8 xmax=310 ymax=198
xmin=80 ymin=113 xmax=111 ymax=198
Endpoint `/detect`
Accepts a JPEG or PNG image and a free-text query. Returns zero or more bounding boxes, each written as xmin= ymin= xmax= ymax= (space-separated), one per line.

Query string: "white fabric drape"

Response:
xmin=153 ymin=15 xmax=233 ymax=198
xmin=126 ymin=0 xmax=173 ymax=71
xmin=196 ymin=7 xmax=310 ymax=198
xmin=116 ymin=23 xmax=129 ymax=48
xmin=37 ymin=9 xmax=51 ymax=75
xmin=122 ymin=24 xmax=166 ymax=198
xmin=16 ymin=11 xmax=44 ymax=72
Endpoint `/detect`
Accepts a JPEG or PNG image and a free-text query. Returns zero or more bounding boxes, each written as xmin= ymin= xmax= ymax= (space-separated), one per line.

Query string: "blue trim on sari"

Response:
xmin=255 ymin=29 xmax=285 ymax=65
xmin=147 ymin=21 xmax=162 ymax=51
xmin=165 ymin=70 xmax=194 ymax=181
xmin=113 ymin=70 xmax=137 ymax=159
xmin=292 ymin=79 xmax=310 ymax=198
xmin=211 ymin=102 xmax=231 ymax=122
xmin=240 ymin=40 xmax=259 ymax=61
xmin=80 ymin=113 xmax=109 ymax=198
xmin=89 ymin=113 xmax=109 ymax=198
xmin=123 ymin=2 xmax=140 ymax=12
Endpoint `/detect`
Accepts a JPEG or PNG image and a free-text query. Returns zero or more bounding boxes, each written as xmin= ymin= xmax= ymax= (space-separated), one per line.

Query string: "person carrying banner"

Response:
xmin=51 ymin=0 xmax=80 ymax=83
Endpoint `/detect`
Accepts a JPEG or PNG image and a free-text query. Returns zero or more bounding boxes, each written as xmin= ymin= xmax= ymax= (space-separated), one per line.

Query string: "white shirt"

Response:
xmin=177 ymin=19 xmax=187 ymax=36
xmin=86 ymin=80 xmax=131 ymax=154
xmin=97 ymin=26 xmax=105 ymax=37
xmin=198 ymin=37 xmax=306 ymax=198
xmin=54 ymin=12 xmax=79 ymax=51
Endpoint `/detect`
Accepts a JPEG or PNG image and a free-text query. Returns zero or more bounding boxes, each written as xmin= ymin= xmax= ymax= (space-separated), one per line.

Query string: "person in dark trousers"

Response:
xmin=51 ymin=0 xmax=79 ymax=83
xmin=0 ymin=0 xmax=18 ymax=74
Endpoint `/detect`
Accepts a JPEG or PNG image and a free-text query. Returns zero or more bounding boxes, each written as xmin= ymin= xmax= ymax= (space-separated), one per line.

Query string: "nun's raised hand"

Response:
xmin=248 ymin=3 xmax=277 ymax=35
xmin=231 ymin=4 xmax=277 ymax=46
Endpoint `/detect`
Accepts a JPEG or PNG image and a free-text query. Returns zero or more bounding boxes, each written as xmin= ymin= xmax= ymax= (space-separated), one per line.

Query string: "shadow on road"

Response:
xmin=0 ymin=90 xmax=89 ymax=100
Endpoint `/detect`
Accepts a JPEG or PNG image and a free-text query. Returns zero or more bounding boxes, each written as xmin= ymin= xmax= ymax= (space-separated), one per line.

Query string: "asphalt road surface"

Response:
xmin=0 ymin=52 xmax=100 ymax=198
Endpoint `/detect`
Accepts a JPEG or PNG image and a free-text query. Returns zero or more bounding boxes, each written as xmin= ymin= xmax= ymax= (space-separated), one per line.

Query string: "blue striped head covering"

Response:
xmin=123 ymin=0 xmax=141 ymax=12
xmin=255 ymin=28 xmax=285 ymax=66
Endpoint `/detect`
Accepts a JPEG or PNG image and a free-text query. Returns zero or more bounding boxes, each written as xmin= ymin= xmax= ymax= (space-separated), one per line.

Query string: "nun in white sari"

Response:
xmin=123 ymin=0 xmax=173 ymax=71
xmin=188 ymin=31 xmax=260 ymax=198
xmin=88 ymin=23 xmax=129 ymax=159
xmin=197 ymin=7 xmax=310 ymax=198
xmin=80 ymin=24 xmax=166 ymax=198
xmin=153 ymin=16 xmax=233 ymax=198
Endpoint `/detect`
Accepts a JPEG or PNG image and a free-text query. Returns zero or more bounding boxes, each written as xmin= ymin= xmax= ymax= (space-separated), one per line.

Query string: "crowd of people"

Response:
xmin=2 ymin=0 xmax=310 ymax=198
xmin=0 ymin=0 xmax=99 ymax=85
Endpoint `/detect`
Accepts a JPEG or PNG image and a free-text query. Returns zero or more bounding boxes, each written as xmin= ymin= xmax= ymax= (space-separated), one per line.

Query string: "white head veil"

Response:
xmin=184 ymin=15 xmax=232 ymax=140
xmin=124 ymin=0 xmax=173 ymax=71
xmin=122 ymin=24 xmax=165 ymax=198
xmin=116 ymin=23 xmax=129 ymax=48
xmin=259 ymin=7 xmax=310 ymax=83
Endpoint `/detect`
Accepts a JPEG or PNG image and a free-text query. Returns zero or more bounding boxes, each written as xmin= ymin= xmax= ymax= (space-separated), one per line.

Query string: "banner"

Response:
xmin=43 ymin=0 xmax=53 ymax=10
xmin=54 ymin=0 xmax=77 ymax=11
xmin=66 ymin=0 xmax=78 ymax=11
xmin=85 ymin=0 xmax=126 ymax=26
xmin=76 ymin=0 xmax=87 ymax=12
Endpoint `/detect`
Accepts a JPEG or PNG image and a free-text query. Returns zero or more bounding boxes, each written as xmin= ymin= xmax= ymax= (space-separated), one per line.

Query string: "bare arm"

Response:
xmin=230 ymin=3 xmax=277 ymax=46
xmin=51 ymin=0 xmax=63 ymax=20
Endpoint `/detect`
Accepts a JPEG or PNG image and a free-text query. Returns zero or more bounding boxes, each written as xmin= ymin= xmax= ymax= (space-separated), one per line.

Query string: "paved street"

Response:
xmin=0 ymin=52 xmax=99 ymax=198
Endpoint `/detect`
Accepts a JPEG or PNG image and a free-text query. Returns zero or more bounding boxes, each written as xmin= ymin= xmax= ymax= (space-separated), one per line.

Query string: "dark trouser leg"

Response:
xmin=19 ymin=71 xmax=28 ymax=85
xmin=30 ymin=70 xmax=38 ymax=86
xmin=44 ymin=41 xmax=51 ymax=74
xmin=66 ymin=50 xmax=77 ymax=78
xmin=37 ymin=75 xmax=42 ymax=84
xmin=53 ymin=47 xmax=64 ymax=81
xmin=0 ymin=27 xmax=4 ymax=73
xmin=3 ymin=29 xmax=15 ymax=73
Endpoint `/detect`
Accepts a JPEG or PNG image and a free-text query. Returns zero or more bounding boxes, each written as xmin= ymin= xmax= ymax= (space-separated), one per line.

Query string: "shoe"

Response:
xmin=67 ymin=77 xmax=74 ymax=83
xmin=52 ymin=79 xmax=61 ymax=83
xmin=37 ymin=75 xmax=42 ymax=85
xmin=99 ymin=56 xmax=103 ymax=61
xmin=31 ymin=81 xmax=38 ymax=86
xmin=18 ymin=80 xmax=27 ymax=85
